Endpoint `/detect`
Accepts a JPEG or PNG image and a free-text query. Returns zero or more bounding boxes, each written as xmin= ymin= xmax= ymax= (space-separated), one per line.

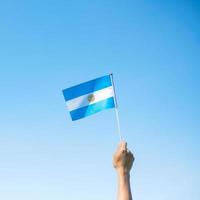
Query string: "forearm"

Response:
xmin=117 ymin=170 xmax=132 ymax=200
xmin=113 ymin=142 xmax=134 ymax=200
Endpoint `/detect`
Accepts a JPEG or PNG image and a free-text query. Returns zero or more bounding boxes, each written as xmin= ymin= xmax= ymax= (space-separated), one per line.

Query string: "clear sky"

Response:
xmin=0 ymin=0 xmax=199 ymax=200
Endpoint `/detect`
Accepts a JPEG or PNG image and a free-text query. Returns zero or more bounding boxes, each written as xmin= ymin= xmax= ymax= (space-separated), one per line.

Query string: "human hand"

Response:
xmin=113 ymin=141 xmax=134 ymax=174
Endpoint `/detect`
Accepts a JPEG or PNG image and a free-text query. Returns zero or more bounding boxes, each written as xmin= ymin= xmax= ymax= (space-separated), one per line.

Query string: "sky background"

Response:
xmin=0 ymin=0 xmax=199 ymax=200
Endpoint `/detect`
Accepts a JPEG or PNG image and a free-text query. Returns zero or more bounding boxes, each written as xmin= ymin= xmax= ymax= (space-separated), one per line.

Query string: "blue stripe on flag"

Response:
xmin=69 ymin=97 xmax=115 ymax=121
xmin=62 ymin=74 xmax=112 ymax=101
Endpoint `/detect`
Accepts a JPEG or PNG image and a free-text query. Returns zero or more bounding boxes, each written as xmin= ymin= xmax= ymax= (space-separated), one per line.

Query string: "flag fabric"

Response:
xmin=62 ymin=74 xmax=116 ymax=121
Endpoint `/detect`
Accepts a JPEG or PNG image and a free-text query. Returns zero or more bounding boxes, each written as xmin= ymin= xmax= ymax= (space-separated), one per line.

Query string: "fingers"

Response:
xmin=116 ymin=141 xmax=134 ymax=158
xmin=117 ymin=141 xmax=127 ymax=152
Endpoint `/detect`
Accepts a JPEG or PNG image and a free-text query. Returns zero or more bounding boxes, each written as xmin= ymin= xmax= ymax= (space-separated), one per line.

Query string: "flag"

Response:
xmin=62 ymin=74 xmax=116 ymax=121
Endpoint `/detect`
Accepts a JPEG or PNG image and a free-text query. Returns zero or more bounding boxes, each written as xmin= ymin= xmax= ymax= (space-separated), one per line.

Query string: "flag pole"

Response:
xmin=110 ymin=73 xmax=122 ymax=142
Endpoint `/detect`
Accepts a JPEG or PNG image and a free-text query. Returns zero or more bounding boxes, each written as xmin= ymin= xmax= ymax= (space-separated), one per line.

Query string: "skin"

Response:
xmin=113 ymin=141 xmax=134 ymax=200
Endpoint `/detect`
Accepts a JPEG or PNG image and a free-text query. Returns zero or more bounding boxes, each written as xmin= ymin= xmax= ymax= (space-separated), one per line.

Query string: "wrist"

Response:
xmin=117 ymin=168 xmax=130 ymax=177
xmin=117 ymin=168 xmax=130 ymax=188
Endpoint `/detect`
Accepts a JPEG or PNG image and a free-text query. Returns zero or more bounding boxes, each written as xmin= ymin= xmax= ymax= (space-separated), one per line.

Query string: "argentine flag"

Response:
xmin=62 ymin=74 xmax=116 ymax=121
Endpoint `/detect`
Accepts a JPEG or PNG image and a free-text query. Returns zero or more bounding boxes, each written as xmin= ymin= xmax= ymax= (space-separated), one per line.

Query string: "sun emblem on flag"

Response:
xmin=87 ymin=94 xmax=95 ymax=103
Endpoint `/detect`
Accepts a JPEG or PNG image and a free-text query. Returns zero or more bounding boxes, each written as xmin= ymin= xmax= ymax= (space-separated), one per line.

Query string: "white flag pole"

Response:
xmin=110 ymin=73 xmax=123 ymax=142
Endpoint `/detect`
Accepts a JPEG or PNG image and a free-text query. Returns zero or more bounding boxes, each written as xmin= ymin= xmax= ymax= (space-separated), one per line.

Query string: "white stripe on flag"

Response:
xmin=66 ymin=86 xmax=114 ymax=111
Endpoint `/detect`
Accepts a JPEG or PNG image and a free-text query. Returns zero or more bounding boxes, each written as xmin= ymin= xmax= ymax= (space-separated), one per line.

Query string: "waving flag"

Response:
xmin=62 ymin=74 xmax=116 ymax=121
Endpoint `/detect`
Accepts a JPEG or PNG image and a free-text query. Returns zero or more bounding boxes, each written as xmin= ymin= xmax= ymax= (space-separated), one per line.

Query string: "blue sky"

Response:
xmin=0 ymin=0 xmax=199 ymax=199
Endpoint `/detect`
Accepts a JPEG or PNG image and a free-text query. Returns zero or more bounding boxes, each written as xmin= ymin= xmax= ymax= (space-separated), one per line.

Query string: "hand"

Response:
xmin=113 ymin=141 xmax=134 ymax=174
